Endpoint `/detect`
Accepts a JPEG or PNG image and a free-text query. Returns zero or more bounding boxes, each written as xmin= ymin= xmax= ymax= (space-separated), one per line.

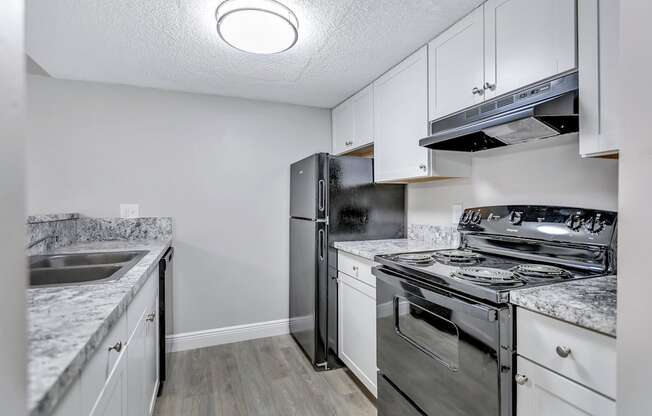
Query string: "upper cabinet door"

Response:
xmin=373 ymin=46 xmax=429 ymax=182
xmin=352 ymin=85 xmax=374 ymax=149
xmin=429 ymin=6 xmax=485 ymax=121
xmin=578 ymin=0 xmax=620 ymax=157
xmin=332 ymin=99 xmax=354 ymax=155
xmin=484 ymin=0 xmax=577 ymax=99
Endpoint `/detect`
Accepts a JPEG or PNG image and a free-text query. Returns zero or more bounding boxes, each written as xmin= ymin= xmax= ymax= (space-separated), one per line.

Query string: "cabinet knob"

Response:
xmin=483 ymin=82 xmax=496 ymax=91
xmin=556 ymin=345 xmax=572 ymax=358
xmin=515 ymin=374 xmax=528 ymax=385
xmin=472 ymin=86 xmax=484 ymax=96
xmin=146 ymin=312 xmax=156 ymax=322
xmin=108 ymin=341 xmax=123 ymax=353
xmin=418 ymin=164 xmax=427 ymax=171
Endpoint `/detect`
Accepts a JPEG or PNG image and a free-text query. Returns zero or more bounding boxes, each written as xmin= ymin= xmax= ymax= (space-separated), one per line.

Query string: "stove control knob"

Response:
xmin=461 ymin=211 xmax=471 ymax=224
xmin=471 ymin=211 xmax=482 ymax=224
xmin=565 ymin=214 xmax=583 ymax=231
xmin=508 ymin=211 xmax=523 ymax=225
xmin=584 ymin=214 xmax=605 ymax=234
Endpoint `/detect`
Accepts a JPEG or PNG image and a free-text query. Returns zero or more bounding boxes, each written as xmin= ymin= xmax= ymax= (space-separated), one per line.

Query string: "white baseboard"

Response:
xmin=165 ymin=318 xmax=290 ymax=353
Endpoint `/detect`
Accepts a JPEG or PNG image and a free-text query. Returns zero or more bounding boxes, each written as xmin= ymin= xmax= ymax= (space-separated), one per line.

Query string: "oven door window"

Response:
xmin=394 ymin=296 xmax=460 ymax=371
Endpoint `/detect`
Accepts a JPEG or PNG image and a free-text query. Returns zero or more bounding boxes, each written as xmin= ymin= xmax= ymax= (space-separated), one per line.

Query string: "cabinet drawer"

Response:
xmin=516 ymin=307 xmax=616 ymax=399
xmin=127 ymin=267 xmax=158 ymax=336
xmin=516 ymin=356 xmax=615 ymax=416
xmin=337 ymin=251 xmax=375 ymax=287
xmin=81 ymin=313 xmax=128 ymax=414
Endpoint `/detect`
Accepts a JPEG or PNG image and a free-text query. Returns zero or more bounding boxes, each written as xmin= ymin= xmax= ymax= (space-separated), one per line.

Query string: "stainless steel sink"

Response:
xmin=30 ymin=251 xmax=145 ymax=268
xmin=29 ymin=250 xmax=148 ymax=287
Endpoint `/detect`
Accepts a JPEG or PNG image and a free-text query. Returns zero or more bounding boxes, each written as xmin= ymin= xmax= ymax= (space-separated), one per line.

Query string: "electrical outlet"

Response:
xmin=452 ymin=204 xmax=463 ymax=225
xmin=120 ymin=204 xmax=139 ymax=218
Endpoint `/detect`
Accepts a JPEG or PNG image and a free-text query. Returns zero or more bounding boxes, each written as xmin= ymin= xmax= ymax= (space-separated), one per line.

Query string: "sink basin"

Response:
xmin=29 ymin=251 xmax=146 ymax=268
xmin=28 ymin=250 xmax=148 ymax=287
xmin=30 ymin=265 xmax=123 ymax=286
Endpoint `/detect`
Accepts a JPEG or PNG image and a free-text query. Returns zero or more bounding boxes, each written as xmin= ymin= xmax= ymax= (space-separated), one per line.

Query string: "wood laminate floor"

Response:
xmin=154 ymin=335 xmax=376 ymax=416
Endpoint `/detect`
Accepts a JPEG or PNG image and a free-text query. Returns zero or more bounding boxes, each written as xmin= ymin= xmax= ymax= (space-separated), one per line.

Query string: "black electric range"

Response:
xmin=373 ymin=205 xmax=617 ymax=416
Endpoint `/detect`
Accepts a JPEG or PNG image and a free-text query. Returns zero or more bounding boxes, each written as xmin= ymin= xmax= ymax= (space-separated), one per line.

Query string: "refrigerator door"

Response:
xmin=290 ymin=154 xmax=327 ymax=220
xmin=328 ymin=156 xmax=406 ymax=243
xmin=289 ymin=217 xmax=328 ymax=366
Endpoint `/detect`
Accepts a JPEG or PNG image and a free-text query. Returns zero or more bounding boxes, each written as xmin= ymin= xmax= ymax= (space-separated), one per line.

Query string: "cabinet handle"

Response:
xmin=418 ymin=164 xmax=427 ymax=172
xmin=108 ymin=341 xmax=123 ymax=353
xmin=472 ymin=86 xmax=484 ymax=96
xmin=352 ymin=265 xmax=358 ymax=275
xmin=483 ymin=82 xmax=496 ymax=91
xmin=146 ymin=312 xmax=156 ymax=322
xmin=556 ymin=345 xmax=572 ymax=358
xmin=514 ymin=374 xmax=528 ymax=385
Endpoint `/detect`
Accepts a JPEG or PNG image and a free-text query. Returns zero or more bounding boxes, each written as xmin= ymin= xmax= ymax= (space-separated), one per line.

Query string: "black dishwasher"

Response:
xmin=158 ymin=246 xmax=173 ymax=396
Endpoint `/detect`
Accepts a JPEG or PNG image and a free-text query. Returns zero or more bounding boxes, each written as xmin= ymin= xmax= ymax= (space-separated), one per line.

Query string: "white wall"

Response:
xmin=26 ymin=76 xmax=331 ymax=335
xmin=408 ymin=135 xmax=618 ymax=225
xmin=617 ymin=0 xmax=652 ymax=413
xmin=0 ymin=2 xmax=27 ymax=415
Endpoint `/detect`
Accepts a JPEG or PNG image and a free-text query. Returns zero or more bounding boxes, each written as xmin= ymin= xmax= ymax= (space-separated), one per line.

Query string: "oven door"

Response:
xmin=375 ymin=266 xmax=508 ymax=416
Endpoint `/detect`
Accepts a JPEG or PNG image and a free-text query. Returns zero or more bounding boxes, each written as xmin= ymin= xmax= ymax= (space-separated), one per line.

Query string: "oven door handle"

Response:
xmin=374 ymin=266 xmax=498 ymax=322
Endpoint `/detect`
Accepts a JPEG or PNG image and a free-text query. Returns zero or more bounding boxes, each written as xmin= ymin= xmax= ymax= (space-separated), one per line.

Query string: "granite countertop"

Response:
xmin=28 ymin=239 xmax=172 ymax=416
xmin=510 ymin=275 xmax=617 ymax=337
xmin=333 ymin=238 xmax=455 ymax=260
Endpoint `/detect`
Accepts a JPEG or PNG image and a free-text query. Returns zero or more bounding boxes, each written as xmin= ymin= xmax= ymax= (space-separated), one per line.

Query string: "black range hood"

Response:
xmin=420 ymin=72 xmax=579 ymax=152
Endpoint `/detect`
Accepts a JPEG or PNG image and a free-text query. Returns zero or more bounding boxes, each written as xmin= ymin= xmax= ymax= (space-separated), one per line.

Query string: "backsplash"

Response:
xmin=408 ymin=224 xmax=460 ymax=247
xmin=27 ymin=214 xmax=173 ymax=254
xmin=76 ymin=217 xmax=173 ymax=242
xmin=26 ymin=214 xmax=80 ymax=255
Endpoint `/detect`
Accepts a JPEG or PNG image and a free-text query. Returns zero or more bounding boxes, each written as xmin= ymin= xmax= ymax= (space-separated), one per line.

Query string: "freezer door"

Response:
xmin=329 ymin=156 xmax=405 ymax=242
xmin=290 ymin=154 xmax=327 ymax=220
xmin=289 ymin=217 xmax=327 ymax=365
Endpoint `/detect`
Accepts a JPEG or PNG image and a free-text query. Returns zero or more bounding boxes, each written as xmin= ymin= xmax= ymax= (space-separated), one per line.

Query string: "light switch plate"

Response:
xmin=452 ymin=203 xmax=463 ymax=225
xmin=120 ymin=204 xmax=139 ymax=218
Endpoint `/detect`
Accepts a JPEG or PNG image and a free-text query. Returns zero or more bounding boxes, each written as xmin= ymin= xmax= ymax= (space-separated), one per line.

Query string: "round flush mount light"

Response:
xmin=216 ymin=0 xmax=299 ymax=54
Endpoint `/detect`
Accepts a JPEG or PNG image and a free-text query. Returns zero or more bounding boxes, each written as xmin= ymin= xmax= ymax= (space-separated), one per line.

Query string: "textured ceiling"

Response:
xmin=27 ymin=0 xmax=483 ymax=108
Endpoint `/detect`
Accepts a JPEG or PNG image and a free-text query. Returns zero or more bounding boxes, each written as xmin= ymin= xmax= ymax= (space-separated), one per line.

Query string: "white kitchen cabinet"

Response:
xmin=484 ymin=0 xmax=577 ymax=100
xmin=338 ymin=271 xmax=377 ymax=397
xmin=516 ymin=307 xmax=616 ymax=399
xmin=144 ymin=297 xmax=160 ymax=415
xmin=516 ymin=357 xmax=616 ymax=416
xmin=352 ymin=85 xmax=374 ymax=149
xmin=89 ymin=346 xmax=128 ymax=416
xmin=60 ymin=266 xmax=159 ymax=416
xmin=127 ymin=308 xmax=147 ymax=416
xmin=373 ymin=46 xmax=429 ymax=182
xmin=578 ymin=0 xmax=620 ymax=157
xmin=81 ymin=313 xmax=128 ymax=414
xmin=128 ymin=271 xmax=159 ymax=416
xmin=332 ymin=99 xmax=354 ymax=154
xmin=374 ymin=46 xmax=471 ymax=182
xmin=331 ymin=85 xmax=374 ymax=155
xmin=428 ymin=6 xmax=485 ymax=121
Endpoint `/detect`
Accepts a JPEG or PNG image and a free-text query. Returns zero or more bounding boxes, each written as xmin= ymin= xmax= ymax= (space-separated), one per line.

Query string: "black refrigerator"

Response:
xmin=289 ymin=153 xmax=405 ymax=370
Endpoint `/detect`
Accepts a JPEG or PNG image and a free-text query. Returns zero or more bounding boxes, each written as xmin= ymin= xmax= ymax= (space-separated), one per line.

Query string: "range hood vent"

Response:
xmin=420 ymin=72 xmax=579 ymax=152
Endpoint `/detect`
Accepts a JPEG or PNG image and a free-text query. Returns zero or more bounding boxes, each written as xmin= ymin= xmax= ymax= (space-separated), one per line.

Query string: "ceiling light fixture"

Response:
xmin=215 ymin=0 xmax=299 ymax=54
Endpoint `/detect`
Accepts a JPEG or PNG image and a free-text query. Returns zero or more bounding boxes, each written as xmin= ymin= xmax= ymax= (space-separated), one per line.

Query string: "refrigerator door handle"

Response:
xmin=318 ymin=180 xmax=325 ymax=212
xmin=318 ymin=229 xmax=325 ymax=260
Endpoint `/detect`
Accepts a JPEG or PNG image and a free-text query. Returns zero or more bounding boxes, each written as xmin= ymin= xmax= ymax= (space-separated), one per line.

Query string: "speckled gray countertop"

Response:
xmin=510 ymin=275 xmax=617 ymax=337
xmin=333 ymin=238 xmax=455 ymax=260
xmin=28 ymin=239 xmax=172 ymax=416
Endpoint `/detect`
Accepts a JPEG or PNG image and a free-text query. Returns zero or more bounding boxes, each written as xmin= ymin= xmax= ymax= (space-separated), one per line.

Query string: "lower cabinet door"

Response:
xmin=516 ymin=357 xmax=616 ymax=416
xmin=338 ymin=272 xmax=377 ymax=396
xmin=90 ymin=349 xmax=128 ymax=416
xmin=127 ymin=312 xmax=147 ymax=416
xmin=144 ymin=297 xmax=160 ymax=414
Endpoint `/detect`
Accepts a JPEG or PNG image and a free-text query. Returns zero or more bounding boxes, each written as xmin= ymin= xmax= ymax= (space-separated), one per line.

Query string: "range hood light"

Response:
xmin=216 ymin=0 xmax=299 ymax=54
